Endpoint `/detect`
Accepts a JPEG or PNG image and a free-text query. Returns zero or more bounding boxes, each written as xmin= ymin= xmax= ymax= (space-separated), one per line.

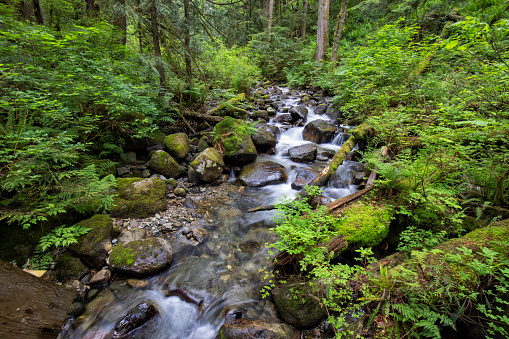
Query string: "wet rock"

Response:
xmin=187 ymin=166 xmax=201 ymax=185
xmin=289 ymin=105 xmax=308 ymax=120
xmin=267 ymin=107 xmax=277 ymax=115
xmin=325 ymin=105 xmax=342 ymax=121
xmin=190 ymin=147 xmax=225 ymax=182
xmin=197 ymin=138 xmax=209 ymax=153
xmin=302 ymin=119 xmax=336 ymax=144
xmin=215 ymin=319 xmax=300 ymax=339
xmin=314 ymin=104 xmax=327 ymax=115
xmin=192 ymin=228 xmax=208 ymax=243
xmin=237 ymin=161 xmax=288 ymax=187
xmin=288 ymin=143 xmax=317 ymax=163
xmin=253 ymin=110 xmax=269 ymax=120
xmin=183 ymin=197 xmax=199 ymax=209
xmin=89 ymin=268 xmax=112 ymax=287
xmin=316 ymin=146 xmax=335 ymax=161
xmin=116 ymin=167 xmax=130 ymax=177
xmin=272 ymin=281 xmax=327 ymax=330
xmin=112 ymin=302 xmax=159 ymax=339
xmin=164 ymin=132 xmax=190 ymax=160
xmin=291 ymin=169 xmax=319 ymax=190
xmin=174 ymin=187 xmax=187 ymax=197
xmin=109 ymin=238 xmax=172 ymax=276
xmin=329 ymin=177 xmax=347 ymax=188
xmin=310 ymin=195 xmax=332 ymax=208
xmin=165 ymin=286 xmax=204 ymax=306
xmin=149 ymin=150 xmax=186 ymax=178
xmin=239 ymin=240 xmax=260 ymax=254
xmin=252 ymin=125 xmax=278 ymax=152
xmin=275 ymin=113 xmax=294 ymax=124
xmin=352 ymin=172 xmax=367 ymax=185
xmin=110 ymin=178 xmax=167 ymax=219
xmin=55 ymin=255 xmax=89 ymax=282
xmin=69 ymin=215 xmax=114 ymax=269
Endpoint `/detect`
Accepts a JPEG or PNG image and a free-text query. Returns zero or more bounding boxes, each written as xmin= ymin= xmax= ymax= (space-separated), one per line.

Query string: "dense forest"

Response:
xmin=1 ymin=0 xmax=509 ymax=338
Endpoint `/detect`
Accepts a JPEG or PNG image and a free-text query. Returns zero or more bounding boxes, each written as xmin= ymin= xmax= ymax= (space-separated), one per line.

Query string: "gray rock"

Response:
xmin=275 ymin=113 xmax=294 ymax=124
xmin=190 ymin=147 xmax=225 ymax=182
xmin=89 ymin=268 xmax=112 ymax=287
xmin=141 ymin=169 xmax=151 ymax=178
xmin=289 ymin=105 xmax=308 ymax=120
xmin=302 ymin=119 xmax=336 ymax=143
xmin=325 ymin=105 xmax=342 ymax=121
xmin=118 ymin=228 xmax=146 ymax=243
xmin=197 ymin=138 xmax=209 ymax=153
xmin=252 ymin=110 xmax=269 ymax=120
xmin=111 ymin=178 xmax=167 ymax=219
xmin=125 ymin=152 xmax=137 ymax=163
xmin=149 ymin=150 xmax=185 ymax=178
xmin=314 ymin=104 xmax=327 ymax=115
xmin=237 ymin=161 xmax=288 ymax=187
xmin=252 ymin=124 xmax=278 ymax=152
xmin=316 ymin=146 xmax=335 ymax=161
xmin=174 ymin=187 xmax=187 ymax=197
xmin=116 ymin=167 xmax=130 ymax=177
xmin=215 ymin=319 xmax=299 ymax=339
xmin=288 ymin=143 xmax=317 ymax=163
xmin=291 ymin=169 xmax=319 ymax=189
xmin=112 ymin=303 xmax=159 ymax=339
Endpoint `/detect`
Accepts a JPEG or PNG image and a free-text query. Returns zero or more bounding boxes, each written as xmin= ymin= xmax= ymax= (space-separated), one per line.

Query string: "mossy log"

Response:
xmin=0 ymin=261 xmax=75 ymax=338
xmin=182 ymin=110 xmax=225 ymax=124
xmin=206 ymin=94 xmax=249 ymax=118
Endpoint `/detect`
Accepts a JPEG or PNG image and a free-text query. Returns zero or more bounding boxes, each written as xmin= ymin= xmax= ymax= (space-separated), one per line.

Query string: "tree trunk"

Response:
xmin=150 ymin=2 xmax=165 ymax=92
xmin=117 ymin=0 xmax=127 ymax=46
xmin=33 ymin=0 xmax=44 ymax=24
xmin=315 ymin=0 xmax=330 ymax=62
xmin=0 ymin=261 xmax=75 ymax=338
xmin=85 ymin=0 xmax=99 ymax=16
xmin=267 ymin=0 xmax=274 ymax=33
xmin=301 ymin=0 xmax=308 ymax=39
xmin=184 ymin=0 xmax=192 ymax=83
xmin=138 ymin=22 xmax=143 ymax=53
xmin=330 ymin=0 xmax=347 ymax=63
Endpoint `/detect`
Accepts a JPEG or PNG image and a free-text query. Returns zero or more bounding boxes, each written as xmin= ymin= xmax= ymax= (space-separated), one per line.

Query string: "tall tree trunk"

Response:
xmin=150 ymin=2 xmax=165 ymax=92
xmin=33 ymin=0 xmax=44 ymax=24
xmin=184 ymin=0 xmax=192 ymax=83
xmin=301 ymin=0 xmax=308 ymax=39
xmin=138 ymin=22 xmax=143 ymax=53
xmin=330 ymin=0 xmax=347 ymax=63
xmin=267 ymin=0 xmax=274 ymax=33
xmin=315 ymin=0 xmax=329 ymax=62
xmin=117 ymin=0 xmax=127 ymax=46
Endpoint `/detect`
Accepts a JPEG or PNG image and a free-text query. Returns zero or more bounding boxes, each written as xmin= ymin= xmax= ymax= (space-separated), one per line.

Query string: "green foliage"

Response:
xmin=397 ymin=226 xmax=447 ymax=254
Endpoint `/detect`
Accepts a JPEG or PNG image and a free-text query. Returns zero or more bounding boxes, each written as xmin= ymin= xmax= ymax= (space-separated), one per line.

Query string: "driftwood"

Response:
xmin=0 ymin=261 xmax=75 ymax=338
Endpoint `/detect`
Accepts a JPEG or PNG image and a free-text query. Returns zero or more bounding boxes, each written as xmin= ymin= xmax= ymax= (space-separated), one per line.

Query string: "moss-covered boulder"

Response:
xmin=189 ymin=147 xmax=225 ymax=182
xmin=110 ymin=178 xmax=167 ymax=218
xmin=252 ymin=124 xmax=278 ymax=152
xmin=215 ymin=319 xmax=300 ymax=339
xmin=108 ymin=238 xmax=172 ymax=276
xmin=272 ymin=281 xmax=327 ymax=330
xmin=69 ymin=215 xmax=114 ymax=268
xmin=149 ymin=150 xmax=185 ymax=178
xmin=212 ymin=117 xmax=257 ymax=165
xmin=237 ymin=161 xmax=288 ymax=187
xmin=55 ymin=254 xmax=90 ymax=282
xmin=164 ymin=132 xmax=190 ymax=160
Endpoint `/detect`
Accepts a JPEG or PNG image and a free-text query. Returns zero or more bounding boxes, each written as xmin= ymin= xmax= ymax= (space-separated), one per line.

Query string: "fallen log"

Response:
xmin=0 ymin=261 xmax=75 ymax=338
xmin=182 ymin=110 xmax=224 ymax=124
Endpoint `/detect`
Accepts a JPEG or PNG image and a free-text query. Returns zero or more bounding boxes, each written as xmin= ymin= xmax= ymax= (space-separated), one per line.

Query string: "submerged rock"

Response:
xmin=110 ymin=178 xmax=167 ymax=219
xmin=291 ymin=169 xmax=318 ymax=190
xmin=112 ymin=302 xmax=159 ymax=338
xmin=109 ymin=238 xmax=172 ymax=276
xmin=237 ymin=161 xmax=288 ymax=187
xmin=215 ymin=319 xmax=300 ymax=339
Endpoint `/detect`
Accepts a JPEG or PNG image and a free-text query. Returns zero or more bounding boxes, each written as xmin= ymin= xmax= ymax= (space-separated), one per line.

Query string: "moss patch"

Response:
xmin=213 ymin=118 xmax=251 ymax=156
xmin=111 ymin=178 xmax=167 ymax=218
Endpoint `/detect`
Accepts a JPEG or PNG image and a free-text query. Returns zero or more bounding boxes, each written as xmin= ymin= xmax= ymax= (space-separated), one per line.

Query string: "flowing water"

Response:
xmin=66 ymin=88 xmax=361 ymax=339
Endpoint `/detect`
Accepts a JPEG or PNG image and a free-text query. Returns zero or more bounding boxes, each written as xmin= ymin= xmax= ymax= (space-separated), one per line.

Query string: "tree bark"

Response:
xmin=85 ymin=0 xmax=99 ymax=16
xmin=184 ymin=0 xmax=193 ymax=83
xmin=301 ymin=0 xmax=308 ymax=39
xmin=330 ymin=0 xmax=347 ymax=63
xmin=33 ymin=0 xmax=44 ymax=24
xmin=150 ymin=2 xmax=165 ymax=92
xmin=117 ymin=0 xmax=127 ymax=46
xmin=315 ymin=0 xmax=330 ymax=62
xmin=0 ymin=261 xmax=75 ymax=338
xmin=267 ymin=0 xmax=274 ymax=33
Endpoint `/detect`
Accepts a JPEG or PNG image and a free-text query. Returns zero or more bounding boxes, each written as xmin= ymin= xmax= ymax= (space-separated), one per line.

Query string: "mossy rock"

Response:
xmin=69 ymin=214 xmax=114 ymax=269
xmin=110 ymin=178 xmax=167 ymax=219
xmin=190 ymin=147 xmax=225 ymax=182
xmin=212 ymin=117 xmax=257 ymax=165
xmin=215 ymin=319 xmax=299 ymax=339
xmin=55 ymin=254 xmax=90 ymax=282
xmin=149 ymin=150 xmax=185 ymax=178
xmin=164 ymin=132 xmax=190 ymax=160
xmin=109 ymin=238 xmax=172 ymax=276
xmin=271 ymin=280 xmax=327 ymax=330
xmin=148 ymin=129 xmax=166 ymax=146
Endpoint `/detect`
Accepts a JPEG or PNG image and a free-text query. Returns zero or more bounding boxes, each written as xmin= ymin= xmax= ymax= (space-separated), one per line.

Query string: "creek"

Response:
xmin=65 ymin=87 xmax=363 ymax=339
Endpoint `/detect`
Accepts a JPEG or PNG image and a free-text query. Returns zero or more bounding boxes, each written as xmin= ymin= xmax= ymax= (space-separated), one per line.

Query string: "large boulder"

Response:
xmin=302 ymin=119 xmax=336 ymax=143
xmin=325 ymin=105 xmax=342 ymax=121
xmin=55 ymin=254 xmax=90 ymax=282
xmin=237 ymin=161 xmax=288 ymax=187
xmin=215 ymin=319 xmax=299 ymax=339
xmin=164 ymin=133 xmax=190 ymax=160
xmin=289 ymin=105 xmax=308 ymax=120
xmin=69 ymin=215 xmax=114 ymax=269
xmin=288 ymin=143 xmax=317 ymax=163
xmin=252 ymin=124 xmax=278 ymax=152
xmin=212 ymin=117 xmax=257 ymax=165
xmin=109 ymin=238 xmax=172 ymax=276
xmin=149 ymin=150 xmax=185 ymax=178
xmin=314 ymin=104 xmax=327 ymax=115
xmin=110 ymin=178 xmax=167 ymax=218
xmin=189 ymin=147 xmax=225 ymax=182
xmin=291 ymin=169 xmax=318 ymax=190
xmin=271 ymin=281 xmax=327 ymax=330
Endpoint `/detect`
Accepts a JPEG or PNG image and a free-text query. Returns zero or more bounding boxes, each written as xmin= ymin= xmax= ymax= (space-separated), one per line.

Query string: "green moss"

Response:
xmin=334 ymin=202 xmax=393 ymax=247
xmin=109 ymin=245 xmax=135 ymax=266
xmin=111 ymin=178 xmax=167 ymax=218
xmin=213 ymin=118 xmax=251 ymax=156
xmin=73 ymin=214 xmax=113 ymax=253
